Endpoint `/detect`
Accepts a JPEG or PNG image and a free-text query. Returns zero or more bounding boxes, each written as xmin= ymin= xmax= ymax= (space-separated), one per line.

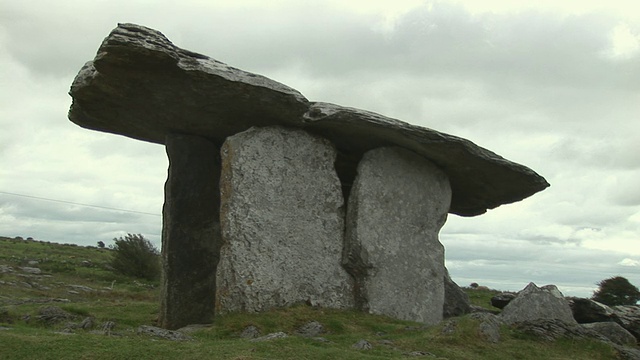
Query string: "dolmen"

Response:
xmin=68 ymin=23 xmax=549 ymax=329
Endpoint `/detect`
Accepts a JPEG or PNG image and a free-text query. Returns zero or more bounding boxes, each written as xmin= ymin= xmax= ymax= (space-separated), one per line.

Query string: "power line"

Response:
xmin=0 ymin=190 xmax=161 ymax=217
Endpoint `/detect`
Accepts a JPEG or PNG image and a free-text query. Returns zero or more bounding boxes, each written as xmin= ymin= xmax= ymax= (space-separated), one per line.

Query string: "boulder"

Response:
xmin=568 ymin=297 xmax=616 ymax=324
xmin=612 ymin=305 xmax=640 ymax=342
xmin=343 ymin=147 xmax=451 ymax=324
xmin=159 ymin=134 xmax=222 ymax=330
xmin=470 ymin=313 xmax=502 ymax=343
xmin=500 ymin=283 xmax=577 ymax=325
xmin=216 ymin=127 xmax=353 ymax=313
xmin=443 ymin=269 xmax=472 ymax=318
xmin=580 ymin=322 xmax=637 ymax=346
xmin=491 ymin=292 xmax=517 ymax=309
xmin=69 ymin=23 xmax=549 ymax=217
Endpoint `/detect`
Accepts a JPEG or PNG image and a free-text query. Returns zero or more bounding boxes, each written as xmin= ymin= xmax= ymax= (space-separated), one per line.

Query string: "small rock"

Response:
xmin=0 ymin=326 xmax=12 ymax=331
xmin=250 ymin=332 xmax=288 ymax=342
xmin=79 ymin=317 xmax=94 ymax=330
xmin=441 ymin=319 xmax=457 ymax=335
xmin=378 ymin=339 xmax=394 ymax=346
xmin=177 ymin=324 xmax=212 ymax=334
xmin=27 ymin=260 xmax=39 ymax=266
xmin=81 ymin=260 xmax=92 ymax=267
xmin=352 ymin=339 xmax=372 ymax=350
xmin=69 ymin=285 xmax=94 ymax=292
xmin=406 ymin=351 xmax=436 ymax=357
xmin=0 ymin=265 xmax=14 ymax=273
xmin=19 ymin=267 xmax=41 ymax=275
xmin=137 ymin=325 xmax=193 ymax=341
xmin=312 ymin=337 xmax=330 ymax=343
xmin=240 ymin=325 xmax=261 ymax=339
xmin=101 ymin=321 xmax=116 ymax=335
xmin=295 ymin=321 xmax=324 ymax=337
xmin=36 ymin=306 xmax=75 ymax=325
xmin=68 ymin=291 xmax=80 ymax=295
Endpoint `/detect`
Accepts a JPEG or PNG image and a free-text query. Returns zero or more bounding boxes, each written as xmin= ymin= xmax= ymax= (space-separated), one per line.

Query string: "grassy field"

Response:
xmin=0 ymin=236 xmax=624 ymax=359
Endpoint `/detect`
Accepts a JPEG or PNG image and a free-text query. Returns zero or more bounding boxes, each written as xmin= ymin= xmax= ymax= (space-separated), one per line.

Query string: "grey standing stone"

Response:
xmin=159 ymin=133 xmax=221 ymax=330
xmin=344 ymin=147 xmax=452 ymax=325
xmin=217 ymin=126 xmax=353 ymax=313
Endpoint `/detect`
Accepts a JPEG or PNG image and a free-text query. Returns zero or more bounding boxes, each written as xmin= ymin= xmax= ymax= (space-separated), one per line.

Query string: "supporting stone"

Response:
xmin=159 ymin=134 xmax=221 ymax=330
xmin=216 ymin=126 xmax=354 ymax=312
xmin=344 ymin=147 xmax=451 ymax=324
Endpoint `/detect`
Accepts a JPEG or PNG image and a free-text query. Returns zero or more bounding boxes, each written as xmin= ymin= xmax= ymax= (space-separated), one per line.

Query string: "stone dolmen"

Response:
xmin=68 ymin=24 xmax=549 ymax=329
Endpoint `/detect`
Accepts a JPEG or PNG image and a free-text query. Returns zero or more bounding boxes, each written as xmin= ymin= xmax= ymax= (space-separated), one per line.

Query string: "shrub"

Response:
xmin=110 ymin=234 xmax=160 ymax=281
xmin=592 ymin=276 xmax=640 ymax=306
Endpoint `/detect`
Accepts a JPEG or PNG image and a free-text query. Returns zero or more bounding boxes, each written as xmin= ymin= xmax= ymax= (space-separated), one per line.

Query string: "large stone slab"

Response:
xmin=69 ymin=23 xmax=549 ymax=216
xmin=159 ymin=134 xmax=221 ymax=330
xmin=343 ymin=147 xmax=452 ymax=324
xmin=216 ymin=126 xmax=353 ymax=312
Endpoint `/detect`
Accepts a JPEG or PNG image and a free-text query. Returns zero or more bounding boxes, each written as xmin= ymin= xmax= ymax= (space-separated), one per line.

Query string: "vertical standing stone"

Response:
xmin=344 ymin=147 xmax=451 ymax=324
xmin=217 ymin=126 xmax=353 ymax=313
xmin=159 ymin=134 xmax=221 ymax=330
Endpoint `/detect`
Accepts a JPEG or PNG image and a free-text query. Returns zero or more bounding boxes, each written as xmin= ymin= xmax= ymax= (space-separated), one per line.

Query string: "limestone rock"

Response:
xmin=581 ymin=322 xmax=637 ymax=346
xmin=136 ymin=325 xmax=194 ymax=341
xmin=69 ymin=23 xmax=549 ymax=217
xmin=295 ymin=321 xmax=325 ymax=337
xmin=216 ymin=126 xmax=353 ymax=313
xmin=471 ymin=313 xmax=502 ymax=343
xmin=250 ymin=332 xmax=288 ymax=342
xmin=568 ymin=297 xmax=616 ymax=324
xmin=352 ymin=339 xmax=373 ymax=350
xmin=159 ymin=134 xmax=222 ymax=330
xmin=612 ymin=305 xmax=640 ymax=341
xmin=491 ymin=292 xmax=517 ymax=309
xmin=500 ymin=283 xmax=577 ymax=325
xmin=240 ymin=325 xmax=261 ymax=339
xmin=443 ymin=269 xmax=472 ymax=318
xmin=514 ymin=319 xmax=595 ymax=342
xmin=344 ymin=147 xmax=451 ymax=325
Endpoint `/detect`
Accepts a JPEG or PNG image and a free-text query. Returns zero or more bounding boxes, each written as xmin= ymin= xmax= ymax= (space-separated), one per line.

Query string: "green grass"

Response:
xmin=0 ymin=236 xmax=629 ymax=359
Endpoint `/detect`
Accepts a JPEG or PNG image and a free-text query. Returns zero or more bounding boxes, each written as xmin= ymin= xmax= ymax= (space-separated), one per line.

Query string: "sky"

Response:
xmin=1 ymin=0 xmax=639 ymax=299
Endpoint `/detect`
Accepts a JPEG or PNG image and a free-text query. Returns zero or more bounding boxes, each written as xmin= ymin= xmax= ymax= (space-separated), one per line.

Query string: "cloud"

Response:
xmin=619 ymin=258 xmax=640 ymax=267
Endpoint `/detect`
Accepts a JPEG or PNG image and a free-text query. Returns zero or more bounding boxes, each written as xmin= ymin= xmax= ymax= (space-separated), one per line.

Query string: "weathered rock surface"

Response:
xmin=470 ymin=313 xmax=502 ymax=343
xmin=491 ymin=292 xmax=517 ymax=309
xmin=159 ymin=134 xmax=221 ymax=330
xmin=443 ymin=269 xmax=472 ymax=318
xmin=500 ymin=283 xmax=577 ymax=325
xmin=581 ymin=322 xmax=637 ymax=346
xmin=343 ymin=147 xmax=451 ymax=325
xmin=612 ymin=305 xmax=640 ymax=341
xmin=137 ymin=325 xmax=194 ymax=341
xmin=68 ymin=23 xmax=549 ymax=216
xmin=216 ymin=127 xmax=353 ymax=313
xmin=514 ymin=319 xmax=596 ymax=342
xmin=568 ymin=297 xmax=616 ymax=324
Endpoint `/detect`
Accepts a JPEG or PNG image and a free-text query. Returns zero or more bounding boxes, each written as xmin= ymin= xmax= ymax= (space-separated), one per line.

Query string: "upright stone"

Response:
xmin=217 ymin=126 xmax=353 ymax=312
xmin=159 ymin=134 xmax=221 ymax=330
xmin=344 ymin=147 xmax=451 ymax=324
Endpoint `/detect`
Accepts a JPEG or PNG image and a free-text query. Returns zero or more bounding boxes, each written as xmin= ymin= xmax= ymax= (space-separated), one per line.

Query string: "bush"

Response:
xmin=592 ymin=276 xmax=640 ymax=306
xmin=110 ymin=234 xmax=161 ymax=281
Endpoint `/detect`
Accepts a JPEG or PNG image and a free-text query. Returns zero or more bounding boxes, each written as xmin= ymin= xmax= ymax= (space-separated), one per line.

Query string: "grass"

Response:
xmin=0 ymin=236 xmax=630 ymax=359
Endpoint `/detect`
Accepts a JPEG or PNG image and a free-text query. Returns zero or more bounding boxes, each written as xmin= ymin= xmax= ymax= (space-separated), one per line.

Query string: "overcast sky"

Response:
xmin=1 ymin=0 xmax=639 ymax=298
